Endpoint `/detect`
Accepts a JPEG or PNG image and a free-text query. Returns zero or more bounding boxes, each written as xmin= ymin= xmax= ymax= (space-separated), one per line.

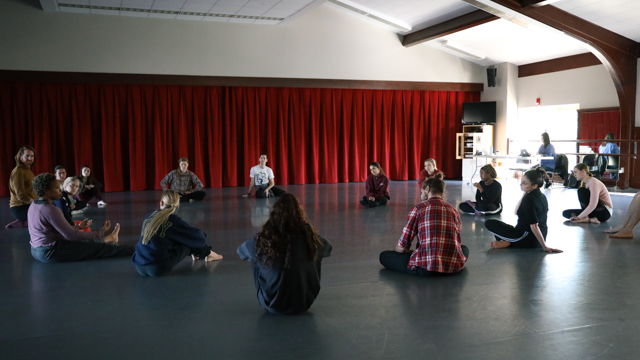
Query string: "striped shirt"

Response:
xmin=397 ymin=197 xmax=466 ymax=273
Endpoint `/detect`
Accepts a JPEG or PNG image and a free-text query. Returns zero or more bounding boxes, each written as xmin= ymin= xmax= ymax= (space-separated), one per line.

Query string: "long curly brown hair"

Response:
xmin=255 ymin=193 xmax=321 ymax=268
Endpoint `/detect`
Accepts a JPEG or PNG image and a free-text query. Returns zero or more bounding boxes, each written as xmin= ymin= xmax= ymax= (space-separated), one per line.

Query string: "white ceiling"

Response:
xmin=40 ymin=0 xmax=640 ymax=66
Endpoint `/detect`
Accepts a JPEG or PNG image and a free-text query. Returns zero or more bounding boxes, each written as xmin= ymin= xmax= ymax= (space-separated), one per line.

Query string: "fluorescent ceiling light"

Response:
xmin=440 ymin=40 xmax=485 ymax=60
xmin=328 ymin=0 xmax=411 ymax=32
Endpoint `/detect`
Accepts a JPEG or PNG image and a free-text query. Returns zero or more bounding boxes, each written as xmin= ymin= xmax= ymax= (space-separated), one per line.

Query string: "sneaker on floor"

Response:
xmin=97 ymin=200 xmax=108 ymax=207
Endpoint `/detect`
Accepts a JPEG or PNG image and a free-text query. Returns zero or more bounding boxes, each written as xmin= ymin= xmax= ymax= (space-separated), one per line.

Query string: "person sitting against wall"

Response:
xmin=418 ymin=158 xmax=444 ymax=187
xmin=132 ymin=190 xmax=222 ymax=277
xmin=599 ymin=132 xmax=621 ymax=179
xmin=242 ymin=153 xmax=287 ymax=198
xmin=562 ymin=163 xmax=612 ymax=224
xmin=76 ymin=165 xmax=107 ymax=207
xmin=605 ymin=192 xmax=640 ymax=238
xmin=459 ymin=164 xmax=502 ymax=216
xmin=379 ymin=176 xmax=469 ymax=276
xmin=535 ymin=132 xmax=556 ymax=189
xmin=237 ymin=193 xmax=333 ymax=314
xmin=160 ymin=157 xmax=206 ymax=203
xmin=6 ymin=145 xmax=38 ymax=229
xmin=485 ymin=168 xmax=562 ymax=252
xmin=28 ymin=173 xmax=133 ymax=263
xmin=360 ymin=162 xmax=390 ymax=208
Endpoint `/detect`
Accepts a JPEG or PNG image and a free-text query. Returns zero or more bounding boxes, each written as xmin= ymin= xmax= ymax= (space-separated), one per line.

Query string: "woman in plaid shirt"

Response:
xmin=379 ymin=175 xmax=469 ymax=275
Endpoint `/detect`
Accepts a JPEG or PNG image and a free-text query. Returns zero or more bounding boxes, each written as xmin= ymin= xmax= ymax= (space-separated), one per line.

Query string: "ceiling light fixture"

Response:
xmin=440 ymin=40 xmax=485 ymax=60
xmin=328 ymin=0 xmax=411 ymax=32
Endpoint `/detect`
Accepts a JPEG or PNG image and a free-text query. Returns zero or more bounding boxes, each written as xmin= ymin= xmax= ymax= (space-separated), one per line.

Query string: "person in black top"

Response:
xmin=237 ymin=193 xmax=333 ymax=315
xmin=52 ymin=177 xmax=88 ymax=227
xmin=485 ymin=168 xmax=562 ymax=252
xmin=132 ymin=190 xmax=223 ymax=276
xmin=459 ymin=164 xmax=502 ymax=215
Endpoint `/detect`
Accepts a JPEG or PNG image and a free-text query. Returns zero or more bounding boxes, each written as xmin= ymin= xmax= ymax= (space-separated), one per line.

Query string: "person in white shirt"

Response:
xmin=242 ymin=153 xmax=287 ymax=198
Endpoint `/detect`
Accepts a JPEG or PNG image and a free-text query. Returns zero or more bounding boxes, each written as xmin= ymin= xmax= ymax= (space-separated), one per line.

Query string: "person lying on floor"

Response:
xmin=237 ymin=193 xmax=332 ymax=315
xmin=379 ymin=176 xmax=469 ymax=276
xmin=132 ymin=190 xmax=222 ymax=277
xmin=459 ymin=164 xmax=502 ymax=216
xmin=28 ymin=173 xmax=133 ymax=263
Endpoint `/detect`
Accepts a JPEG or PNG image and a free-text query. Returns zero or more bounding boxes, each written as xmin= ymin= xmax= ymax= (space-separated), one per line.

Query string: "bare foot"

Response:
xmin=609 ymin=231 xmax=634 ymax=239
xmin=490 ymin=241 xmax=510 ymax=249
xmin=589 ymin=218 xmax=601 ymax=224
xmin=104 ymin=223 xmax=120 ymax=243
xmin=205 ymin=251 xmax=223 ymax=261
xmin=605 ymin=225 xmax=623 ymax=234
xmin=571 ymin=217 xmax=591 ymax=224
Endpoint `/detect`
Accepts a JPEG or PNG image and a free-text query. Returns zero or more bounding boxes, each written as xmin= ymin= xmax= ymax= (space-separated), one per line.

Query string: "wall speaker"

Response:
xmin=487 ymin=66 xmax=497 ymax=88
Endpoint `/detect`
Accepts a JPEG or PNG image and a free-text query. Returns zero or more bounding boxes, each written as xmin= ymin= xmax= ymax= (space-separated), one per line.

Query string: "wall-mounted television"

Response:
xmin=462 ymin=101 xmax=496 ymax=124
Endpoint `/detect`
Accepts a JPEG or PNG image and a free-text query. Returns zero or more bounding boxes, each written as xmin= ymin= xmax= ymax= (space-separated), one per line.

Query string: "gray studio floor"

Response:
xmin=1 ymin=179 xmax=639 ymax=360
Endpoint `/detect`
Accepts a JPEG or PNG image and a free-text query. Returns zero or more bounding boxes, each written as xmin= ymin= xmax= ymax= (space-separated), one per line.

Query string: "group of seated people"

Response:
xmin=8 ymin=142 xmax=640 ymax=315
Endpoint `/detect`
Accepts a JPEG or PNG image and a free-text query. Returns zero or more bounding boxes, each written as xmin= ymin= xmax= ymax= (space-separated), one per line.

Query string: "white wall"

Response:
xmin=0 ymin=0 xmax=484 ymax=82
xmin=517 ymin=65 xmax=619 ymax=110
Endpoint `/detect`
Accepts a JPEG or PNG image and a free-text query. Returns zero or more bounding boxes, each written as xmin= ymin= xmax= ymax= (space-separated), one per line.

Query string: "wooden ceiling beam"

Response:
xmin=402 ymin=10 xmax=498 ymax=47
xmin=486 ymin=0 xmax=639 ymax=188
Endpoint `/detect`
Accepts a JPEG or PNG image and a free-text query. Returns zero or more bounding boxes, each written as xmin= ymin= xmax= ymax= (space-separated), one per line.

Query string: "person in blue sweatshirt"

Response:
xmin=132 ymin=190 xmax=222 ymax=276
xmin=237 ymin=193 xmax=332 ymax=315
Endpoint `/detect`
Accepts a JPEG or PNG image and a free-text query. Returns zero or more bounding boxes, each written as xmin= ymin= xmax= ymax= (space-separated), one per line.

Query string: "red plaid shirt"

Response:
xmin=397 ymin=197 xmax=466 ymax=273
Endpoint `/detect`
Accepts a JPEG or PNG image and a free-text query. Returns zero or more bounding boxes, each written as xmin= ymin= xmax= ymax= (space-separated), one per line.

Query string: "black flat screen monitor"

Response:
xmin=462 ymin=101 xmax=496 ymax=124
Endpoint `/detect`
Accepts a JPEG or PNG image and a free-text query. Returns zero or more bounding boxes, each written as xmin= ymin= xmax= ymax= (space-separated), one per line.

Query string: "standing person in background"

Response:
xmin=536 ymin=132 xmax=556 ymax=189
xmin=160 ymin=158 xmax=206 ymax=203
xmin=242 ymin=153 xmax=287 ymax=198
xmin=6 ymin=145 xmax=38 ymax=228
xmin=562 ymin=163 xmax=612 ymax=224
xmin=459 ymin=164 xmax=502 ymax=216
xmin=76 ymin=165 xmax=107 ymax=207
xmin=418 ymin=158 xmax=444 ymax=188
xmin=360 ymin=162 xmax=390 ymax=208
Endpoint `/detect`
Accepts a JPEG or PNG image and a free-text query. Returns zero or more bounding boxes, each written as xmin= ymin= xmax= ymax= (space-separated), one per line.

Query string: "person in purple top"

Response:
xmin=28 ymin=173 xmax=134 ymax=263
xmin=360 ymin=162 xmax=391 ymax=208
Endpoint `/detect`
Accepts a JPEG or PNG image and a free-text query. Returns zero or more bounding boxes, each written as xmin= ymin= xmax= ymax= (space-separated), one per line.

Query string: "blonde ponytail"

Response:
xmin=141 ymin=190 xmax=181 ymax=245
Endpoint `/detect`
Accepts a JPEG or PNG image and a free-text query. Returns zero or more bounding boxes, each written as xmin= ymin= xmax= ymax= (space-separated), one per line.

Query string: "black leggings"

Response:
xmin=135 ymin=244 xmax=212 ymax=276
xmin=361 ymin=196 xmax=389 ymax=207
xmin=179 ymin=191 xmax=206 ymax=202
xmin=31 ymin=239 xmax=135 ymax=263
xmin=10 ymin=204 xmax=30 ymax=221
xmin=379 ymin=246 xmax=469 ymax=276
xmin=562 ymin=187 xmax=611 ymax=222
xmin=485 ymin=219 xmax=542 ymax=249
xmin=256 ymin=187 xmax=287 ymax=198
xmin=459 ymin=202 xmax=501 ymax=215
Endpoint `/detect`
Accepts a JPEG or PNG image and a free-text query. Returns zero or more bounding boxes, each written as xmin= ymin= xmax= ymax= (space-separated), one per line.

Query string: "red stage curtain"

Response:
xmin=578 ymin=109 xmax=620 ymax=152
xmin=0 ymin=82 xmax=479 ymax=196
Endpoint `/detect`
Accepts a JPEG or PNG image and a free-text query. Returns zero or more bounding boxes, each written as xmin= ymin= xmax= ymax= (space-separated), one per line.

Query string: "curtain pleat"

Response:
xmin=0 ymin=82 xmax=479 ymax=196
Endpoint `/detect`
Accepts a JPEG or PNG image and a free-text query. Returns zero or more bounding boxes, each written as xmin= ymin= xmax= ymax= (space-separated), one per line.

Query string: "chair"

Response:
xmin=582 ymin=154 xmax=606 ymax=178
xmin=546 ymin=154 xmax=568 ymax=186
xmin=606 ymin=155 xmax=624 ymax=191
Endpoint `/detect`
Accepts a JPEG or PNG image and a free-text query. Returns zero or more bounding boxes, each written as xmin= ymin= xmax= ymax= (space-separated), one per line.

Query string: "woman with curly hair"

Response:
xmin=28 ymin=173 xmax=134 ymax=263
xmin=132 ymin=190 xmax=222 ymax=277
xmin=237 ymin=193 xmax=333 ymax=314
xmin=76 ymin=165 xmax=107 ymax=207
xmin=459 ymin=164 xmax=502 ymax=216
xmin=6 ymin=145 xmax=38 ymax=228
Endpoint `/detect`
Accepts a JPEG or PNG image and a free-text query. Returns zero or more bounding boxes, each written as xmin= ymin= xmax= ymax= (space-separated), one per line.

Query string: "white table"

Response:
xmin=468 ymin=154 xmax=554 ymax=184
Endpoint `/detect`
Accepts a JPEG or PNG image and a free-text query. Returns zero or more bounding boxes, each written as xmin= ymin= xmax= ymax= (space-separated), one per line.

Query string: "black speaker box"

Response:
xmin=487 ymin=67 xmax=497 ymax=87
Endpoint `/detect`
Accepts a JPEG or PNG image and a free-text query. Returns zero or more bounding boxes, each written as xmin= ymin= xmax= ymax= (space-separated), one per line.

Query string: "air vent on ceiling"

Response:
xmin=57 ymin=3 xmax=284 ymax=21
xmin=327 ymin=0 xmax=411 ymax=32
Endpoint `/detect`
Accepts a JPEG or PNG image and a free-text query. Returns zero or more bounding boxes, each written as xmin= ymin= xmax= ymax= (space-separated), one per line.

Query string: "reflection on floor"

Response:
xmin=1 ymin=180 xmax=638 ymax=360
